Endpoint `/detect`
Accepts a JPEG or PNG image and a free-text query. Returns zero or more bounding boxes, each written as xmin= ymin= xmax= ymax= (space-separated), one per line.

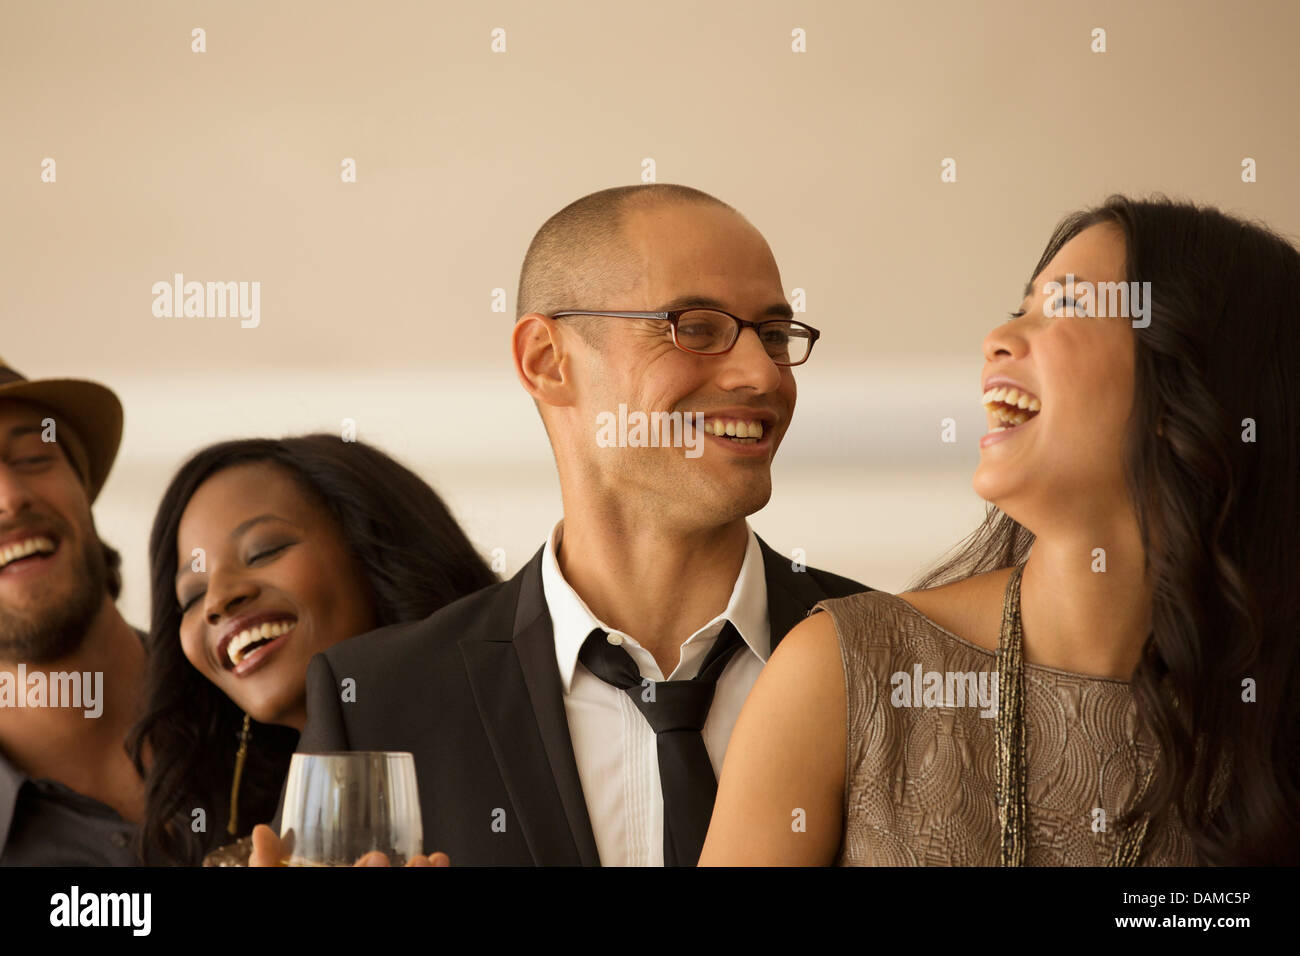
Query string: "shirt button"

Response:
xmin=606 ymin=633 xmax=624 ymax=646
xmin=110 ymin=832 xmax=129 ymax=848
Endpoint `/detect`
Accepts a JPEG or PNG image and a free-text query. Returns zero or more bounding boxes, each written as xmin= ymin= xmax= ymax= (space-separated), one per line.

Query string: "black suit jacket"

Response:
xmin=288 ymin=537 xmax=868 ymax=864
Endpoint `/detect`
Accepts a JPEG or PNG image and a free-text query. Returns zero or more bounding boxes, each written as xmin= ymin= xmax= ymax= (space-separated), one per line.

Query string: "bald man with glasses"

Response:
xmin=254 ymin=183 xmax=868 ymax=867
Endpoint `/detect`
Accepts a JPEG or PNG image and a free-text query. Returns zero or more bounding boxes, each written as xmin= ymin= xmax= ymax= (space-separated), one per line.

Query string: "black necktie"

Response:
xmin=578 ymin=620 xmax=745 ymax=866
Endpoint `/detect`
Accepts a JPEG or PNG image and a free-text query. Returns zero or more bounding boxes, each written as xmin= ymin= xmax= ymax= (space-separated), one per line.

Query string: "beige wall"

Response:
xmin=2 ymin=0 xmax=1297 ymax=626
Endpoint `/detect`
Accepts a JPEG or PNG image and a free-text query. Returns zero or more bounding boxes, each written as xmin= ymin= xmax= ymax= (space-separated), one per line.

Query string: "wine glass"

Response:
xmin=279 ymin=751 xmax=423 ymax=866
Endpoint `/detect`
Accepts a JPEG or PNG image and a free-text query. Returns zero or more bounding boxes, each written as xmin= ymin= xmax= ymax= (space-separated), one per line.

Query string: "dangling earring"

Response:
xmin=227 ymin=713 xmax=252 ymax=836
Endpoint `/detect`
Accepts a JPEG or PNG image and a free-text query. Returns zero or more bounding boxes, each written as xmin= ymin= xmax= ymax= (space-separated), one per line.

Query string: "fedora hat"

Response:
xmin=0 ymin=356 xmax=123 ymax=503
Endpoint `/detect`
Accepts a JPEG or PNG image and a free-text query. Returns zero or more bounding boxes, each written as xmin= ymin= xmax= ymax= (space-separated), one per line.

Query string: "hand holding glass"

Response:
xmin=279 ymin=751 xmax=423 ymax=866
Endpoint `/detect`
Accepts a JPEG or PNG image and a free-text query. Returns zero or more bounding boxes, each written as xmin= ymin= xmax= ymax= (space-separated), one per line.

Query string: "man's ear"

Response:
xmin=512 ymin=313 xmax=577 ymax=409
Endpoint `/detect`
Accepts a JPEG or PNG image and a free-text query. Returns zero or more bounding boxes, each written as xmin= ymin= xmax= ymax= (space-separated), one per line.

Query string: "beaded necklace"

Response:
xmin=994 ymin=563 xmax=1152 ymax=866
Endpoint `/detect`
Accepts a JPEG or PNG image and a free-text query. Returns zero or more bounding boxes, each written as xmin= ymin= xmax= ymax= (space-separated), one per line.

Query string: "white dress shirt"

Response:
xmin=540 ymin=520 xmax=770 ymax=867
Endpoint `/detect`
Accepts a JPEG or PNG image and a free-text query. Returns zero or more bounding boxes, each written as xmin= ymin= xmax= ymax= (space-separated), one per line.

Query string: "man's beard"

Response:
xmin=0 ymin=535 xmax=108 ymax=665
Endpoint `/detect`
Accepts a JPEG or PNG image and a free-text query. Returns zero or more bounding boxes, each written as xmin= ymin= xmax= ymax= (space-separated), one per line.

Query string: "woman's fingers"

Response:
xmin=248 ymin=824 xmax=284 ymax=867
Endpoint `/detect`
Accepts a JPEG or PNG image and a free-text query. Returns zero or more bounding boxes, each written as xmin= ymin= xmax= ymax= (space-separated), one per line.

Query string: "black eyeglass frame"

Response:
xmin=550 ymin=309 xmax=821 ymax=366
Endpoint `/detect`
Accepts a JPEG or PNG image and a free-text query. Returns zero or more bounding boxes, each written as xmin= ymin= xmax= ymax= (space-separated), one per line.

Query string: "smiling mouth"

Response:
xmin=225 ymin=619 xmax=297 ymax=669
xmin=0 ymin=536 xmax=58 ymax=572
xmin=982 ymin=386 xmax=1041 ymax=433
xmin=701 ymin=418 xmax=766 ymax=444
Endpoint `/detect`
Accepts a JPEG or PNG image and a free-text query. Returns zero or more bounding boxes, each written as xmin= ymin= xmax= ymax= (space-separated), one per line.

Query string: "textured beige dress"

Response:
xmin=813 ymin=590 xmax=1199 ymax=866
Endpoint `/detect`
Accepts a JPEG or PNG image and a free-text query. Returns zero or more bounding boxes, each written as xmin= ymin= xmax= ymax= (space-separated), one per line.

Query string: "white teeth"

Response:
xmin=225 ymin=619 xmax=296 ymax=666
xmin=0 ymin=536 xmax=56 ymax=570
xmin=703 ymin=419 xmax=765 ymax=440
xmin=982 ymin=386 xmax=1042 ymax=421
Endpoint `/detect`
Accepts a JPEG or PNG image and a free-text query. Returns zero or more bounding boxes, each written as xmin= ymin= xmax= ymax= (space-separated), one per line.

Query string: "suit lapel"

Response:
xmin=757 ymin=536 xmax=830 ymax=651
xmin=459 ymin=548 xmax=600 ymax=865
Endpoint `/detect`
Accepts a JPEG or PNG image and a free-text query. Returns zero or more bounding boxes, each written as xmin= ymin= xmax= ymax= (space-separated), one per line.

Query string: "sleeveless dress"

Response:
xmin=812 ymin=590 xmax=1199 ymax=866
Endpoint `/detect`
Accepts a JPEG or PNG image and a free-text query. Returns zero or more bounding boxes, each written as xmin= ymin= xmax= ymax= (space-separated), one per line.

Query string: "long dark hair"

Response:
xmin=127 ymin=434 xmax=498 ymax=865
xmin=912 ymin=196 xmax=1300 ymax=864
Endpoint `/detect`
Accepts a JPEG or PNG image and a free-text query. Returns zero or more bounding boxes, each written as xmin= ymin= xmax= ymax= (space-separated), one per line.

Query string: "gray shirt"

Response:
xmin=0 ymin=750 xmax=137 ymax=866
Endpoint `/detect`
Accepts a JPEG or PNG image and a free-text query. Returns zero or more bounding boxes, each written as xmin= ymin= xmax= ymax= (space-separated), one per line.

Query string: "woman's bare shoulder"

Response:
xmin=771 ymin=609 xmax=843 ymax=675
xmin=896 ymin=567 xmax=1016 ymax=652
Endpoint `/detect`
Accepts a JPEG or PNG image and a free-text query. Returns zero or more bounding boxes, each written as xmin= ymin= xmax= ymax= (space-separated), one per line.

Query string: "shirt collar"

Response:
xmin=542 ymin=520 xmax=770 ymax=694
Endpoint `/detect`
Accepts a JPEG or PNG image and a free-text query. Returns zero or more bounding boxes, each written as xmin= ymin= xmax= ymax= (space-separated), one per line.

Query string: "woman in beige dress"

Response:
xmin=700 ymin=196 xmax=1300 ymax=866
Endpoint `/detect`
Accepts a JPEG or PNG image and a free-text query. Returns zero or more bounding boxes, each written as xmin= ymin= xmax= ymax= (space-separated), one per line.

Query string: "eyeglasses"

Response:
xmin=551 ymin=308 xmax=820 ymax=366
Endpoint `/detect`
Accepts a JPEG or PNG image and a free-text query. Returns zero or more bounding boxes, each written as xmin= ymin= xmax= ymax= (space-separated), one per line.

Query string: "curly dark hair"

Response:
xmin=126 ymin=434 xmax=498 ymax=865
xmin=912 ymin=195 xmax=1300 ymax=864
